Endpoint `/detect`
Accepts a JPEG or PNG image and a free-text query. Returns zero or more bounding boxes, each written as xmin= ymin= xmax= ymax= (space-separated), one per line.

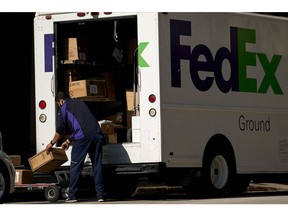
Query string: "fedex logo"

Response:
xmin=170 ymin=19 xmax=283 ymax=94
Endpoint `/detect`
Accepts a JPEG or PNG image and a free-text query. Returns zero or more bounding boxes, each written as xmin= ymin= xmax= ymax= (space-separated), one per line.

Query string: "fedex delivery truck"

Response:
xmin=34 ymin=12 xmax=288 ymax=197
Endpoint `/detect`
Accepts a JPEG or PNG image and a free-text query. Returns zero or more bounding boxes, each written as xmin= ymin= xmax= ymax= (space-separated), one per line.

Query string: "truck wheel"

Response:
xmin=44 ymin=185 xmax=60 ymax=202
xmin=202 ymin=148 xmax=235 ymax=195
xmin=0 ymin=165 xmax=10 ymax=204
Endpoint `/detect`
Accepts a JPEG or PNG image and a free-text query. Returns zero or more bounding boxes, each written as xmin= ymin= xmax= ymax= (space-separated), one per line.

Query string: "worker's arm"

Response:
xmin=45 ymin=132 xmax=62 ymax=153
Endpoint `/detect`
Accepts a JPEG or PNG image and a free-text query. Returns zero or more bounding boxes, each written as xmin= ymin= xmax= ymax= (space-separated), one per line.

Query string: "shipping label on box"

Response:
xmin=15 ymin=170 xmax=33 ymax=185
xmin=69 ymin=80 xmax=106 ymax=98
xmin=28 ymin=148 xmax=68 ymax=174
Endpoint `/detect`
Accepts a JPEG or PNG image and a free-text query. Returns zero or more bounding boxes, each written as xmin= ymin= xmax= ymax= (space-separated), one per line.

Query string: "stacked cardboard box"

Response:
xmin=15 ymin=170 xmax=33 ymax=185
xmin=69 ymin=79 xmax=106 ymax=98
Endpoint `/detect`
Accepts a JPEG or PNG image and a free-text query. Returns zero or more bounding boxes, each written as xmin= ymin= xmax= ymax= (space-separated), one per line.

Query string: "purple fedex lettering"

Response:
xmin=170 ymin=19 xmax=239 ymax=93
xmin=170 ymin=19 xmax=191 ymax=88
xmin=44 ymin=34 xmax=54 ymax=72
xmin=170 ymin=19 xmax=283 ymax=95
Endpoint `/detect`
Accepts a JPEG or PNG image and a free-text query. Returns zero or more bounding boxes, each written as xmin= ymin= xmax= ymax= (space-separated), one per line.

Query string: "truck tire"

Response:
xmin=202 ymin=148 xmax=235 ymax=195
xmin=44 ymin=185 xmax=60 ymax=202
xmin=0 ymin=165 xmax=10 ymax=204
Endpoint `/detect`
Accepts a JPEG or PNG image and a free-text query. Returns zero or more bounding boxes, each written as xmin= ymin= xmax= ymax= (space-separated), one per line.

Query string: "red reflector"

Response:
xmin=148 ymin=94 xmax=156 ymax=103
xmin=45 ymin=15 xmax=52 ymax=20
xmin=104 ymin=12 xmax=112 ymax=15
xmin=77 ymin=12 xmax=86 ymax=17
xmin=39 ymin=100 xmax=47 ymax=110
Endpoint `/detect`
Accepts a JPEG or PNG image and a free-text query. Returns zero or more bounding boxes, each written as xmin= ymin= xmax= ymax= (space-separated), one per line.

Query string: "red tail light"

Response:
xmin=39 ymin=100 xmax=47 ymax=110
xmin=77 ymin=12 xmax=86 ymax=17
xmin=148 ymin=94 xmax=156 ymax=103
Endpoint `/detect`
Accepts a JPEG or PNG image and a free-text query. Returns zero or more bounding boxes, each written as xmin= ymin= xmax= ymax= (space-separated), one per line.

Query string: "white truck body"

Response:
xmin=34 ymin=12 xmax=288 ymax=195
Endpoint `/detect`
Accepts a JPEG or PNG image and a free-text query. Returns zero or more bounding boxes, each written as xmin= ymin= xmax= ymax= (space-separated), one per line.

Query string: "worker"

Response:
xmin=46 ymin=91 xmax=106 ymax=202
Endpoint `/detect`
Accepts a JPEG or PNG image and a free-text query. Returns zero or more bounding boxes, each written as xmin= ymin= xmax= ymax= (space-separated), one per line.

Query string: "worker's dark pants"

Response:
xmin=68 ymin=133 xmax=105 ymax=199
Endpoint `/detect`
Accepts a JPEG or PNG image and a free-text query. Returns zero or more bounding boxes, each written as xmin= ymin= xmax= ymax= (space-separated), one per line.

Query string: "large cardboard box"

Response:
xmin=69 ymin=79 xmax=107 ymax=98
xmin=8 ymin=155 xmax=21 ymax=166
xmin=28 ymin=148 xmax=68 ymax=174
xmin=15 ymin=170 xmax=33 ymax=185
xmin=63 ymin=37 xmax=89 ymax=61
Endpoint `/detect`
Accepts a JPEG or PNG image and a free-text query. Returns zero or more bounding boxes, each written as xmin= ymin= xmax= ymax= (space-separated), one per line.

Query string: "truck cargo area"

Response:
xmin=54 ymin=16 xmax=139 ymax=145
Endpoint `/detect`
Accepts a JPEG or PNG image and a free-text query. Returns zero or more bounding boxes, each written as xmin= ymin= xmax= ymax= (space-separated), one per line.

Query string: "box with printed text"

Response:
xmin=69 ymin=79 xmax=106 ymax=98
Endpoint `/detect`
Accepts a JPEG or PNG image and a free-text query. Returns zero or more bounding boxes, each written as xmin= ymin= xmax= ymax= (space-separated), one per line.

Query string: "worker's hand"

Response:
xmin=45 ymin=143 xmax=53 ymax=153
xmin=61 ymin=141 xmax=70 ymax=151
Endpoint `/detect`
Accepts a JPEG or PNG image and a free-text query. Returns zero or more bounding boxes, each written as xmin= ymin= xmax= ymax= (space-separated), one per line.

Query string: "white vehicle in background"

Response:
xmin=0 ymin=131 xmax=15 ymax=203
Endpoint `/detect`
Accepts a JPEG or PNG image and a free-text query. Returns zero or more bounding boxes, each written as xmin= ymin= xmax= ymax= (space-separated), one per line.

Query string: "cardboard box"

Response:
xmin=69 ymin=79 xmax=106 ymax=98
xmin=28 ymin=148 xmax=68 ymax=174
xmin=104 ymin=133 xmax=118 ymax=144
xmin=8 ymin=155 xmax=21 ymax=166
xmin=15 ymin=170 xmax=33 ymax=185
xmin=63 ymin=37 xmax=89 ymax=61
xmin=100 ymin=123 xmax=115 ymax=135
xmin=126 ymin=90 xmax=138 ymax=111
xmin=108 ymin=134 xmax=118 ymax=144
